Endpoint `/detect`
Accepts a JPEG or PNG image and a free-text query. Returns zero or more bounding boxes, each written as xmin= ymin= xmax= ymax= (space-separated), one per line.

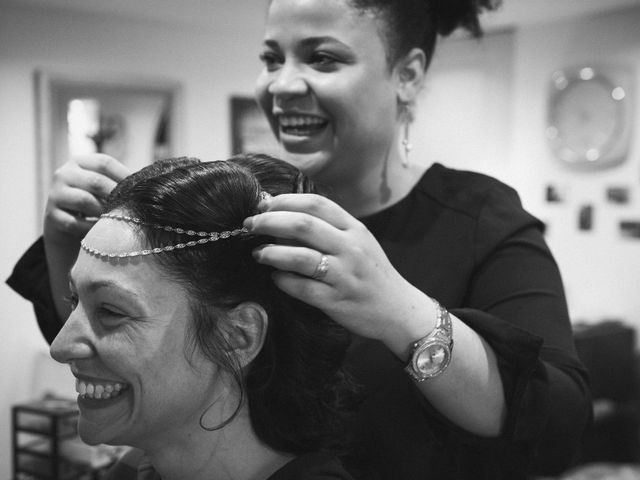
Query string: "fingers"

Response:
xmin=253 ymin=244 xmax=334 ymax=281
xmin=75 ymin=154 xmax=131 ymax=182
xmin=257 ymin=193 xmax=354 ymax=230
xmin=49 ymin=155 xmax=130 ymax=216
xmin=246 ymin=210 xmax=347 ymax=254
xmin=46 ymin=208 xmax=97 ymax=238
xmin=50 ymin=183 xmax=105 ymax=219
xmin=246 ymin=194 xmax=367 ymax=254
xmin=45 ymin=155 xmax=131 ymax=237
xmin=252 ymin=244 xmax=336 ymax=315
xmin=69 ymin=154 xmax=129 ymax=199
xmin=65 ymin=167 xmax=119 ymax=203
xmin=270 ymin=270 xmax=333 ymax=311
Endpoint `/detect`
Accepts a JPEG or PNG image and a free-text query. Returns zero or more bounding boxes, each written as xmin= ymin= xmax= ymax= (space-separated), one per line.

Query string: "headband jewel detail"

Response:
xmin=80 ymin=212 xmax=249 ymax=259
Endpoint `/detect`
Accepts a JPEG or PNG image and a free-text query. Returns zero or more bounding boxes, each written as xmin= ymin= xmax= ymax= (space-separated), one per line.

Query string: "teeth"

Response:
xmin=279 ymin=115 xmax=326 ymax=127
xmin=76 ymin=379 xmax=127 ymax=400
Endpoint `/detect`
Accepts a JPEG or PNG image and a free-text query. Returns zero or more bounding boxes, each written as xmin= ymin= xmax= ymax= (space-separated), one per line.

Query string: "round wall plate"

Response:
xmin=546 ymin=66 xmax=633 ymax=170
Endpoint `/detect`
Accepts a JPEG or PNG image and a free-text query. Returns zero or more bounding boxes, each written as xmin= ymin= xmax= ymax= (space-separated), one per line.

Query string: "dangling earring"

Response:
xmin=400 ymin=102 xmax=413 ymax=168
xmin=402 ymin=120 xmax=412 ymax=168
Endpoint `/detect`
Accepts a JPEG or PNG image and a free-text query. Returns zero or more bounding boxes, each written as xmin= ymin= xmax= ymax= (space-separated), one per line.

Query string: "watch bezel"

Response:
xmin=409 ymin=337 xmax=453 ymax=381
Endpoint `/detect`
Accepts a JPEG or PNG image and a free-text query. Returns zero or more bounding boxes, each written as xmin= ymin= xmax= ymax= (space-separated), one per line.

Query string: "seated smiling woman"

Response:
xmin=49 ymin=155 xmax=356 ymax=480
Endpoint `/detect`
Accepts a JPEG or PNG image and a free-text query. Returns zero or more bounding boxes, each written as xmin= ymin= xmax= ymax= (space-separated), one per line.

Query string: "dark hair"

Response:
xmin=348 ymin=0 xmax=501 ymax=69
xmin=103 ymin=154 xmax=355 ymax=454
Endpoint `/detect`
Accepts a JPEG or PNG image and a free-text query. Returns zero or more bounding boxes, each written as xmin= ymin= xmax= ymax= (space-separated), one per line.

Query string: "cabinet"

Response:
xmin=12 ymin=397 xmax=107 ymax=480
xmin=573 ymin=321 xmax=639 ymax=464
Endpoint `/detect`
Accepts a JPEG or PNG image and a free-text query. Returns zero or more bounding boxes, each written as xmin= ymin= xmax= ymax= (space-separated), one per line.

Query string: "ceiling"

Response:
xmin=2 ymin=0 xmax=640 ymax=31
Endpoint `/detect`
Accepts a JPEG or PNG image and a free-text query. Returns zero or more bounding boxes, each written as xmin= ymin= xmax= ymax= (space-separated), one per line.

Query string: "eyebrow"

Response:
xmin=68 ymin=272 xmax=140 ymax=299
xmin=264 ymin=36 xmax=348 ymax=49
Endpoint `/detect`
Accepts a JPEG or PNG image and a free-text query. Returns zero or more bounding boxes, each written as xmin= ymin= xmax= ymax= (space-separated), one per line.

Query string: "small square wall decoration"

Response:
xmin=620 ymin=221 xmax=640 ymax=239
xmin=578 ymin=205 xmax=594 ymax=231
xmin=606 ymin=186 xmax=630 ymax=204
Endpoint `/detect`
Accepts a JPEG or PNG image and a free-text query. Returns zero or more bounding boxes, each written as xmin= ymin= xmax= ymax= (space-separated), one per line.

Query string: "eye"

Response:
xmin=98 ymin=306 xmax=124 ymax=317
xmin=95 ymin=304 xmax=128 ymax=328
xmin=98 ymin=305 xmax=125 ymax=318
xmin=309 ymin=51 xmax=341 ymax=70
xmin=259 ymin=50 xmax=282 ymax=71
xmin=65 ymin=293 xmax=79 ymax=311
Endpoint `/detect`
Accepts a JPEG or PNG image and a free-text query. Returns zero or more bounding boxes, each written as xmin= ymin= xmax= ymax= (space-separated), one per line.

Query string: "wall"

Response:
xmin=413 ymin=6 xmax=640 ymax=325
xmin=1 ymin=3 xmax=640 ymax=478
xmin=509 ymin=7 xmax=640 ymax=323
xmin=413 ymin=29 xmax=515 ymax=183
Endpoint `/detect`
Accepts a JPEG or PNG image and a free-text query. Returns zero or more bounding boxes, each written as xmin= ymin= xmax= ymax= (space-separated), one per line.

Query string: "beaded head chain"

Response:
xmin=80 ymin=212 xmax=249 ymax=259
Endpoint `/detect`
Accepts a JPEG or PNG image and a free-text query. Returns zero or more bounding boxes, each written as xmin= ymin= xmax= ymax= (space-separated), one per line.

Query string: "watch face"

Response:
xmin=546 ymin=66 xmax=631 ymax=169
xmin=414 ymin=342 xmax=451 ymax=378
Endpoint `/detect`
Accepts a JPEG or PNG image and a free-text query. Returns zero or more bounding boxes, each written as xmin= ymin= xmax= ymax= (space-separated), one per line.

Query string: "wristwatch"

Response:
xmin=404 ymin=300 xmax=454 ymax=382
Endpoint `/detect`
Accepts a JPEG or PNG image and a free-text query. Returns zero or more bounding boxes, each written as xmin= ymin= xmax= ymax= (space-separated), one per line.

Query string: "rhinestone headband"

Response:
xmin=80 ymin=212 xmax=249 ymax=259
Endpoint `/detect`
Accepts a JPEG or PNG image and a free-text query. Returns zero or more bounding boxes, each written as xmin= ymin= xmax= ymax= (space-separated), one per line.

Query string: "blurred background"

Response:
xmin=1 ymin=0 xmax=640 ymax=478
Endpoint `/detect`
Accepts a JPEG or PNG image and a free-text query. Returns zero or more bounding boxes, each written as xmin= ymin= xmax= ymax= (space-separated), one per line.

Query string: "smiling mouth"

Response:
xmin=76 ymin=378 xmax=129 ymax=400
xmin=278 ymin=114 xmax=328 ymax=137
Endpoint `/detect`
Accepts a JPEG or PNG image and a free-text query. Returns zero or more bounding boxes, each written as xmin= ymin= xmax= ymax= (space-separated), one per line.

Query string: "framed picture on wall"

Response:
xmin=230 ymin=96 xmax=281 ymax=157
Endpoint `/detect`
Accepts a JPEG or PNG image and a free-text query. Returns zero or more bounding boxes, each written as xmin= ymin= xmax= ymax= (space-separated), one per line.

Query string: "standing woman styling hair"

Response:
xmin=8 ymin=0 xmax=591 ymax=479
xmin=245 ymin=0 xmax=591 ymax=478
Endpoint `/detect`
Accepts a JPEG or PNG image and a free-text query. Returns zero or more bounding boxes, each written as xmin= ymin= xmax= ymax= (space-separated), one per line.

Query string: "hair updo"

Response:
xmin=348 ymin=0 xmax=502 ymax=69
xmin=103 ymin=154 xmax=356 ymax=455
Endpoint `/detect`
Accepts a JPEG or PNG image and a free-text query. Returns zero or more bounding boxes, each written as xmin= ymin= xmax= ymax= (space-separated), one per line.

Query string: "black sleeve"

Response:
xmin=453 ymin=185 xmax=592 ymax=475
xmin=6 ymin=237 xmax=63 ymax=344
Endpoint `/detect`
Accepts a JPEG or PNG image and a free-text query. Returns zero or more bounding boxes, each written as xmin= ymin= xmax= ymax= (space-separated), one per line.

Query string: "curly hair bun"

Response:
xmin=431 ymin=0 xmax=502 ymax=37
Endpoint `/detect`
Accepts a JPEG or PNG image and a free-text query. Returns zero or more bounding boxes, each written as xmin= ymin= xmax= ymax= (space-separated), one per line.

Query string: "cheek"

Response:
xmin=320 ymin=73 xmax=395 ymax=121
xmin=255 ymin=74 xmax=272 ymax=114
xmin=254 ymin=77 xmax=280 ymax=136
xmin=330 ymin=89 xmax=395 ymax=137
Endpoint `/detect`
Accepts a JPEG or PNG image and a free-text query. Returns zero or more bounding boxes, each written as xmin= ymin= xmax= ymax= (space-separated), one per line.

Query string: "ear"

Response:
xmin=394 ymin=47 xmax=427 ymax=104
xmin=223 ymin=302 xmax=268 ymax=368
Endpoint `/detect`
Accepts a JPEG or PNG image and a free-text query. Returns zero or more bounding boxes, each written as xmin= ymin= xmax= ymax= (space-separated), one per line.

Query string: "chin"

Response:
xmin=77 ymin=417 xmax=131 ymax=447
xmin=78 ymin=422 xmax=111 ymax=446
xmin=280 ymin=150 xmax=332 ymax=180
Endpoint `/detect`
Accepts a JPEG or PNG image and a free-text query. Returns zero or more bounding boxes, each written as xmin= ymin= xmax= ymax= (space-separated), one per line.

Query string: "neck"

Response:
xmin=140 ymin=409 xmax=295 ymax=480
xmin=328 ymin=149 xmax=428 ymax=219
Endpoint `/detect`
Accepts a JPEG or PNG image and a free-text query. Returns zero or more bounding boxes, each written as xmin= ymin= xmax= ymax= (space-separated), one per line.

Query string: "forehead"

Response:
xmin=83 ymin=216 xmax=142 ymax=258
xmin=265 ymin=0 xmax=385 ymax=47
xmin=72 ymin=218 xmax=171 ymax=295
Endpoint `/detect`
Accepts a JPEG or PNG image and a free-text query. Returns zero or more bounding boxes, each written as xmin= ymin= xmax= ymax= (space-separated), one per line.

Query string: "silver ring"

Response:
xmin=311 ymin=255 xmax=329 ymax=280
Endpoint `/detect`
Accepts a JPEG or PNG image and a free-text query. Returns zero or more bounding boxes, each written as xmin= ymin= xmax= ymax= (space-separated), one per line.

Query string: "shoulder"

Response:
xmin=267 ymin=453 xmax=355 ymax=480
xmin=418 ymin=163 xmax=523 ymax=220
xmin=416 ymin=163 xmax=545 ymax=251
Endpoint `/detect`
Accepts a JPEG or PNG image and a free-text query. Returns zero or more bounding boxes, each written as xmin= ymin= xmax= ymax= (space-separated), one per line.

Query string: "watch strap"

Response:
xmin=404 ymin=299 xmax=453 ymax=382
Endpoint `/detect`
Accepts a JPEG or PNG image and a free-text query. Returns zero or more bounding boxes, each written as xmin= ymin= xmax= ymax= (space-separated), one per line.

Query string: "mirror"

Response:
xmin=545 ymin=65 xmax=634 ymax=170
xmin=35 ymin=69 xmax=181 ymax=215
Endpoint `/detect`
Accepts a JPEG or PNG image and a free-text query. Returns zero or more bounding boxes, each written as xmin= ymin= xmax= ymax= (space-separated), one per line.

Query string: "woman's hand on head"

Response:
xmin=43 ymin=154 xmax=130 ymax=323
xmin=44 ymin=154 xmax=131 ymax=246
xmin=244 ymin=194 xmax=421 ymax=342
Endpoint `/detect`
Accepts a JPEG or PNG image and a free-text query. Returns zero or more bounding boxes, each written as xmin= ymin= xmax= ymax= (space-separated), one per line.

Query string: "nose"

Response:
xmin=50 ymin=308 xmax=94 ymax=364
xmin=267 ymin=61 xmax=309 ymax=100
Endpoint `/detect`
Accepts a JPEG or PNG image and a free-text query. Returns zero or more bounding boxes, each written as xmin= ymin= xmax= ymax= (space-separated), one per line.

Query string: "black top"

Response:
xmin=271 ymin=454 xmax=355 ymax=480
xmin=104 ymin=449 xmax=354 ymax=479
xmin=7 ymin=163 xmax=591 ymax=480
